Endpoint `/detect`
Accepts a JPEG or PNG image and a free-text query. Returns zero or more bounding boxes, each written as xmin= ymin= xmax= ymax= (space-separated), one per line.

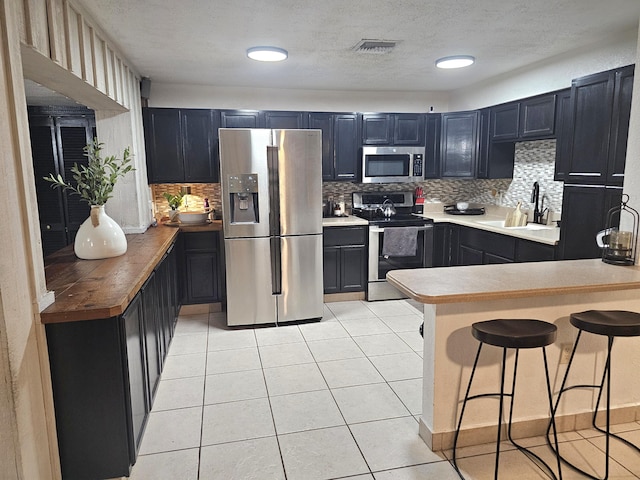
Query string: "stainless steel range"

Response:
xmin=352 ymin=192 xmax=434 ymax=301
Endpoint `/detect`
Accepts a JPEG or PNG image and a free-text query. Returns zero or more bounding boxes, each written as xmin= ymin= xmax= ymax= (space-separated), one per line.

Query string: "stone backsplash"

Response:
xmin=151 ymin=139 xmax=563 ymax=220
xmin=323 ymin=139 xmax=563 ymax=219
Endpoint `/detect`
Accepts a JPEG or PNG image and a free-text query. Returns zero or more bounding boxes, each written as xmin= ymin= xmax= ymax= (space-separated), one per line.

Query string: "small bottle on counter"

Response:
xmin=338 ymin=195 xmax=346 ymax=215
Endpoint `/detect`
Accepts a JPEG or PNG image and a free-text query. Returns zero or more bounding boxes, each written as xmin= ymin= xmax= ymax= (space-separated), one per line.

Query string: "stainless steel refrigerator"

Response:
xmin=219 ymin=128 xmax=323 ymax=326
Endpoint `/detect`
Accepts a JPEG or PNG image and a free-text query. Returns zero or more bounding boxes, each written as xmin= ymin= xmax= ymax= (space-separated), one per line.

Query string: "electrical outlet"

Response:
xmin=560 ymin=343 xmax=573 ymax=364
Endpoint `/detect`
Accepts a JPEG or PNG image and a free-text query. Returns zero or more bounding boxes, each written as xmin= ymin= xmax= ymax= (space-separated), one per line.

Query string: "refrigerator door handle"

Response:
xmin=270 ymin=236 xmax=282 ymax=294
xmin=267 ymin=145 xmax=280 ymax=236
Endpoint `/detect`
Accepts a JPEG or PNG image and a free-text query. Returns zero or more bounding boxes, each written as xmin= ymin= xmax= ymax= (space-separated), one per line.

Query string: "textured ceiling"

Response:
xmin=75 ymin=0 xmax=640 ymax=93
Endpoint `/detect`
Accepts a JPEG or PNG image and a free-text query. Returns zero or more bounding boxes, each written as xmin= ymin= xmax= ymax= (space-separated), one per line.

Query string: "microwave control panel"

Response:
xmin=413 ymin=154 xmax=423 ymax=177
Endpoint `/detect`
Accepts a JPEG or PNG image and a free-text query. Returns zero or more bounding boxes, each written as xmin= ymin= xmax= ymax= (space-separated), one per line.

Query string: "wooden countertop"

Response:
xmin=41 ymin=226 xmax=179 ymax=324
xmin=387 ymin=259 xmax=640 ymax=304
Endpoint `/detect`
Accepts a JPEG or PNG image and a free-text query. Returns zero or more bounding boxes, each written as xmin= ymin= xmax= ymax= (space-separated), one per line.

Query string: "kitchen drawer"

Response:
xmin=182 ymin=231 xmax=219 ymax=252
xmin=323 ymin=226 xmax=367 ymax=247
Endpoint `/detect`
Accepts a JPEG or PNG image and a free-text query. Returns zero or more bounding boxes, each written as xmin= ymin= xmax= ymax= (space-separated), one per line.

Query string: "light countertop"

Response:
xmin=419 ymin=211 xmax=560 ymax=246
xmin=387 ymin=258 xmax=640 ymax=304
xmin=322 ymin=215 xmax=369 ymax=227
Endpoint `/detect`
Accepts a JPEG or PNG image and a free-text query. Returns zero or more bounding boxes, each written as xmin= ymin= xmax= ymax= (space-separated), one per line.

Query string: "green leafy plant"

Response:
xmin=44 ymin=139 xmax=134 ymax=206
xmin=163 ymin=192 xmax=184 ymax=210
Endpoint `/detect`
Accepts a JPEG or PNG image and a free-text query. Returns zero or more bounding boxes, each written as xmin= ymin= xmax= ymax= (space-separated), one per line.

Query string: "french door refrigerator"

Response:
xmin=219 ymin=128 xmax=323 ymax=326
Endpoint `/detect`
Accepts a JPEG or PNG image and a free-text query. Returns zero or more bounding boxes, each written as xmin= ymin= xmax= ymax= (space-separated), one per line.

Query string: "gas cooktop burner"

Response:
xmin=352 ymin=209 xmax=433 ymax=226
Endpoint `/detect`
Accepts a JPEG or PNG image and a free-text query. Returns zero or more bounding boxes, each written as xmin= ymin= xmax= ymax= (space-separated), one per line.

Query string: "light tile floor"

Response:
xmin=126 ymin=300 xmax=640 ymax=480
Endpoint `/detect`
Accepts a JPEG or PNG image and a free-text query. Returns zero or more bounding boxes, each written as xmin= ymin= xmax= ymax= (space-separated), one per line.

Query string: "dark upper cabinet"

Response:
xmin=424 ymin=113 xmax=440 ymax=179
xmin=143 ymin=108 xmax=183 ymax=182
xmin=220 ymin=109 xmax=308 ymax=129
xmin=554 ymin=89 xmax=572 ymax=181
xmin=310 ymin=112 xmax=360 ymax=181
xmin=264 ymin=110 xmax=308 ymax=129
xmin=362 ymin=114 xmax=391 ymax=144
xmin=520 ymin=94 xmax=556 ymax=139
xmin=219 ymin=109 xmax=262 ymax=128
xmin=334 ymin=114 xmax=360 ymax=181
xmin=491 ymin=103 xmax=520 ymax=142
xmin=563 ymin=65 xmax=634 ymax=186
xmin=607 ymin=65 xmax=634 ymax=186
xmin=477 ymin=109 xmax=515 ymax=179
xmin=491 ymin=93 xmax=556 ymax=142
xmin=394 ymin=114 xmax=425 ymax=145
xmin=362 ymin=113 xmax=424 ymax=145
xmin=144 ymin=108 xmax=218 ymax=183
xmin=440 ymin=111 xmax=479 ymax=178
xmin=308 ymin=113 xmax=335 ymax=181
xmin=182 ymin=109 xmax=218 ymax=182
xmin=558 ymin=185 xmax=622 ymax=260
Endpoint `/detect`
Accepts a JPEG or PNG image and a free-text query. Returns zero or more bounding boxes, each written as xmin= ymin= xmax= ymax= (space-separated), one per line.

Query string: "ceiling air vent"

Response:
xmin=352 ymin=39 xmax=398 ymax=54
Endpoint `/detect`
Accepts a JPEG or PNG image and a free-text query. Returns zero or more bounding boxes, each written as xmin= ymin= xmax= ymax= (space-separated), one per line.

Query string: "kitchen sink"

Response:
xmin=477 ymin=220 xmax=555 ymax=231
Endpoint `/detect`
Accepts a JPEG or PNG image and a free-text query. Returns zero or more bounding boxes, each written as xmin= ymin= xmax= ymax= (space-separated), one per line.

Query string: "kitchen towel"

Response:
xmin=382 ymin=227 xmax=419 ymax=257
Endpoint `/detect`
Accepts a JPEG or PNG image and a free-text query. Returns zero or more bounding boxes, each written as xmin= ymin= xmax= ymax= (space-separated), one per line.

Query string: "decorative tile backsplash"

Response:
xmin=150 ymin=183 xmax=221 ymax=219
xmin=152 ymin=139 xmax=563 ymax=220
xmin=323 ymin=139 xmax=564 ymax=218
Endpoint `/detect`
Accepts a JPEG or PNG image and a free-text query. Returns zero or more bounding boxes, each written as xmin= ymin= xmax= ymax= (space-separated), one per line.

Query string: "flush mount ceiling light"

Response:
xmin=435 ymin=55 xmax=475 ymax=69
xmin=247 ymin=46 xmax=288 ymax=62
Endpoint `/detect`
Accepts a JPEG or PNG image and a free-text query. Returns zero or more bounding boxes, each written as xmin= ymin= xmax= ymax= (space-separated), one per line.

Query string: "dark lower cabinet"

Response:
xmin=323 ymin=226 xmax=367 ymax=293
xmin=558 ymin=185 xmax=622 ymax=260
xmin=181 ymin=231 xmax=224 ymax=304
xmin=516 ymin=239 xmax=556 ymax=262
xmin=451 ymin=225 xmax=556 ymax=266
xmin=122 ymin=294 xmax=149 ymax=459
xmin=46 ymin=243 xmax=179 ymax=479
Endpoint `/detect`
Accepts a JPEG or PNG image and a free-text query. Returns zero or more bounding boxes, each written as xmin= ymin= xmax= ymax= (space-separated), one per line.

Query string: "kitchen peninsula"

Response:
xmin=387 ymin=259 xmax=640 ymax=451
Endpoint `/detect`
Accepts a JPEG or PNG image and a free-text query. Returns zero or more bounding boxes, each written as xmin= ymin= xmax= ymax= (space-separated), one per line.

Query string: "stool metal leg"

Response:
xmin=452 ymin=341 xmax=484 ymax=479
xmin=507 ymin=348 xmax=562 ymax=480
xmin=455 ymin=343 xmax=562 ymax=480
xmin=548 ymin=332 xmax=640 ymax=480
xmin=494 ymin=347 xmax=508 ymax=480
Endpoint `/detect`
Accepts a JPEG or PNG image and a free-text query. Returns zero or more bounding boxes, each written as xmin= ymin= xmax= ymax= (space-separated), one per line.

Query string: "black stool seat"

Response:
xmin=570 ymin=310 xmax=640 ymax=337
xmin=472 ymin=319 xmax=557 ymax=349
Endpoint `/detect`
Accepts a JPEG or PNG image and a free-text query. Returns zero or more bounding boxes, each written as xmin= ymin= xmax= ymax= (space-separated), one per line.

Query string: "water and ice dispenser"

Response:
xmin=228 ymin=174 xmax=260 ymax=224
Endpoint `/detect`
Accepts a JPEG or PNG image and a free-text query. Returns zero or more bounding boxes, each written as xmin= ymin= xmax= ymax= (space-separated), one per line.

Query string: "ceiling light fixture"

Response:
xmin=247 ymin=46 xmax=288 ymax=62
xmin=435 ymin=55 xmax=475 ymax=69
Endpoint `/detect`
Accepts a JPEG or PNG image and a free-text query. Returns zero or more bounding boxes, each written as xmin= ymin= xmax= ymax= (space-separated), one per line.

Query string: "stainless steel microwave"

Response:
xmin=361 ymin=146 xmax=425 ymax=183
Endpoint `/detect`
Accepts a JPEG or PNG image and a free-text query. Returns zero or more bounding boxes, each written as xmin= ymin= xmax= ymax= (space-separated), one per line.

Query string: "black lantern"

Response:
xmin=596 ymin=194 xmax=639 ymax=265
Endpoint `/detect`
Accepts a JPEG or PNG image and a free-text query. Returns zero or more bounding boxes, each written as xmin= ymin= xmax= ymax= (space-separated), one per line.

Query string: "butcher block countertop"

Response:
xmin=387 ymin=259 xmax=640 ymax=305
xmin=41 ymin=226 xmax=179 ymax=324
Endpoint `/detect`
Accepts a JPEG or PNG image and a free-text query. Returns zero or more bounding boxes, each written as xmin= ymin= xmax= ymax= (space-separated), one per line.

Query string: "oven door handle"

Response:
xmin=370 ymin=225 xmax=432 ymax=233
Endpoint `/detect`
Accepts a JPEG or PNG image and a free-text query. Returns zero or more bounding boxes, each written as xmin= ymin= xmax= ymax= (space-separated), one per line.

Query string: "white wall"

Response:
xmin=149 ymin=83 xmax=450 ymax=113
xmin=450 ymin=28 xmax=638 ymax=111
xmin=148 ymin=28 xmax=638 ymax=114
xmin=623 ymin=24 xmax=640 ymax=258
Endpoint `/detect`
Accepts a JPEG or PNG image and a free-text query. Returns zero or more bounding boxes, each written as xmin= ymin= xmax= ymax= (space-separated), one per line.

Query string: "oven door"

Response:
xmin=368 ymin=224 xmax=434 ymax=282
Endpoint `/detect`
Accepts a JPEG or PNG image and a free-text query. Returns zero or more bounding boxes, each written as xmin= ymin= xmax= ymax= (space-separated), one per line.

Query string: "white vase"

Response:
xmin=74 ymin=205 xmax=127 ymax=260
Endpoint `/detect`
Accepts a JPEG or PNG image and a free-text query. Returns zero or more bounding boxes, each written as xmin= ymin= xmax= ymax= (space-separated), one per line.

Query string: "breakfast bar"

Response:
xmin=387 ymin=259 xmax=640 ymax=451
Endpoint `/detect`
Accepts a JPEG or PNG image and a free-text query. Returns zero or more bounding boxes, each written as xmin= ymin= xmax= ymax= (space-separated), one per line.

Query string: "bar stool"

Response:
xmin=546 ymin=310 xmax=640 ymax=480
xmin=453 ymin=319 xmax=562 ymax=480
